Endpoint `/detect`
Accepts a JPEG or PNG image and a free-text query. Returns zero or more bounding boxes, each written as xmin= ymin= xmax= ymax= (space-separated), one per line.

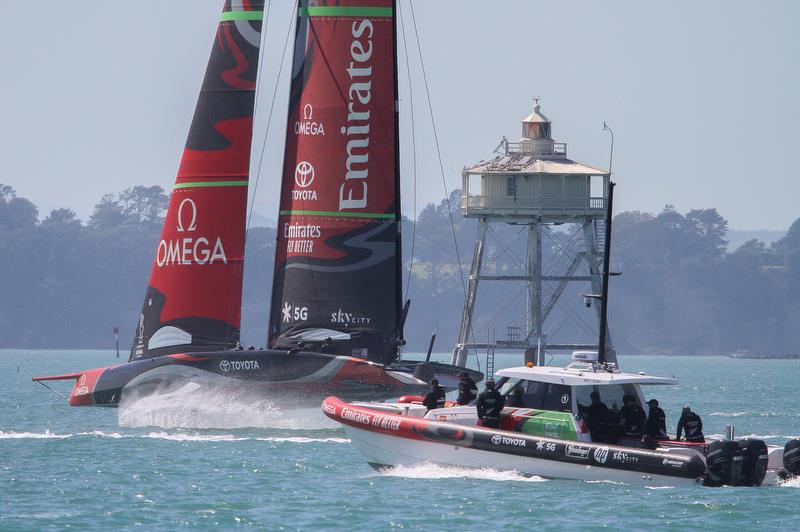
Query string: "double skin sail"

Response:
xmin=269 ymin=0 xmax=402 ymax=363
xmin=131 ymin=0 xmax=264 ymax=360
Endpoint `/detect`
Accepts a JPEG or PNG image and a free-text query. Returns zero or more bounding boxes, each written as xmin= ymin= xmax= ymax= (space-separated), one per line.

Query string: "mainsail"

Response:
xmin=269 ymin=0 xmax=402 ymax=363
xmin=131 ymin=1 xmax=264 ymax=360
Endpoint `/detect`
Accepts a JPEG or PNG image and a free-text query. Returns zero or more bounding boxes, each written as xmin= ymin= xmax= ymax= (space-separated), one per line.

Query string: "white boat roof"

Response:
xmin=495 ymin=365 xmax=678 ymax=386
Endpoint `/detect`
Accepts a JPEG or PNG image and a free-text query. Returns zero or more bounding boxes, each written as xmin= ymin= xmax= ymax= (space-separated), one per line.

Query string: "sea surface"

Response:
xmin=1 ymin=350 xmax=798 ymax=530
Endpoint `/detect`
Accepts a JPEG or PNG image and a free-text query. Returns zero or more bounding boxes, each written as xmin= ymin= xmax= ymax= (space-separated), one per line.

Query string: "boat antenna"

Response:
xmin=603 ymin=121 xmax=614 ymax=174
xmin=598 ymin=122 xmax=615 ymax=365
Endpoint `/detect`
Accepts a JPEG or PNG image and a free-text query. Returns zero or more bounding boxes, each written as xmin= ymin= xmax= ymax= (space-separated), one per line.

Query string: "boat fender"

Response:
xmin=396 ymin=395 xmax=425 ymax=404
xmin=734 ymin=438 xmax=769 ymax=487
xmin=703 ymin=440 xmax=739 ymax=487
xmin=780 ymin=438 xmax=800 ymax=479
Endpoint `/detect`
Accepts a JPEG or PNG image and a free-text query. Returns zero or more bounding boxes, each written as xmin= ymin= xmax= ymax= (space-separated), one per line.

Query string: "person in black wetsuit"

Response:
xmin=319 ymin=337 xmax=336 ymax=354
xmin=644 ymin=398 xmax=668 ymax=445
xmin=456 ymin=372 xmax=478 ymax=405
xmin=620 ymin=395 xmax=646 ymax=442
xmin=676 ymin=405 xmax=705 ymax=442
xmin=475 ymin=379 xmax=505 ymax=429
xmin=422 ymin=379 xmax=446 ymax=412
xmin=584 ymin=391 xmax=609 ymax=443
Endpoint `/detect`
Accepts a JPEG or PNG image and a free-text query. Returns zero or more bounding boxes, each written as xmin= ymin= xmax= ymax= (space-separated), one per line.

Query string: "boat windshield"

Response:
xmin=575 ymin=383 xmax=641 ymax=413
xmin=497 ymin=378 xmax=572 ymax=412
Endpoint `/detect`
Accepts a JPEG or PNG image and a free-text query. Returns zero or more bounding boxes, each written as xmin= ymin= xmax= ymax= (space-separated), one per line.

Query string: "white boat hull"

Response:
xmin=344 ymin=424 xmax=702 ymax=487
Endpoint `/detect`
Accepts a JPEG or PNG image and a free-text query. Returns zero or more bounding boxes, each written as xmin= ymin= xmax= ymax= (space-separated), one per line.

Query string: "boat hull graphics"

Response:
xmin=33 ymin=351 xmax=442 ymax=407
xmin=322 ymin=397 xmax=707 ymax=487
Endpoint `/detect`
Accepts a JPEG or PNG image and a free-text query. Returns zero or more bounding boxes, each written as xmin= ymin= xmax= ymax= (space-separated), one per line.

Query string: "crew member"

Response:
xmin=475 ymin=379 xmax=504 ymax=429
xmin=456 ymin=372 xmax=478 ymax=405
xmin=584 ymin=391 xmax=609 ymax=443
xmin=620 ymin=395 xmax=646 ymax=442
xmin=422 ymin=379 xmax=446 ymax=412
xmin=644 ymin=398 xmax=668 ymax=443
xmin=676 ymin=405 xmax=705 ymax=442
xmin=319 ymin=337 xmax=336 ymax=354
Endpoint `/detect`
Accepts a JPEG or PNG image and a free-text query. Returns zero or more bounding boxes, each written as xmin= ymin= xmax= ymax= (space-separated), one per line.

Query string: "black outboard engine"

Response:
xmin=734 ymin=438 xmax=769 ymax=487
xmin=704 ymin=440 xmax=739 ymax=487
xmin=780 ymin=438 xmax=800 ymax=480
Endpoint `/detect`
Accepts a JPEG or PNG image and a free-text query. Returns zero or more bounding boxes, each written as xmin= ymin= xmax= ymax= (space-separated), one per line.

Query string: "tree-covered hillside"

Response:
xmin=1 ymin=184 xmax=796 ymax=356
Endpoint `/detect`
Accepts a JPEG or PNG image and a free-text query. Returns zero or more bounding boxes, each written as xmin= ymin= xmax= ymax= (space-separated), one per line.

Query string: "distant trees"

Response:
xmin=0 ymin=185 xmax=796 ymax=356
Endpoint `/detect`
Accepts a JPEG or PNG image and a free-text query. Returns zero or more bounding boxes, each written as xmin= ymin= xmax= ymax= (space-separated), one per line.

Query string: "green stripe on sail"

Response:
xmin=298 ymin=6 xmax=393 ymax=17
xmin=220 ymin=11 xmax=264 ymax=22
xmin=174 ymin=181 xmax=248 ymax=190
xmin=280 ymin=210 xmax=395 ymax=219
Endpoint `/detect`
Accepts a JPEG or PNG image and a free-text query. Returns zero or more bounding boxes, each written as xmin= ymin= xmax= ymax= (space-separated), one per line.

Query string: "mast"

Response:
xmin=392 ymin=0 xmax=404 ymax=349
xmin=269 ymin=0 xmax=402 ymax=364
xmin=597 ymin=181 xmax=615 ymax=365
xmin=131 ymin=1 xmax=264 ymax=360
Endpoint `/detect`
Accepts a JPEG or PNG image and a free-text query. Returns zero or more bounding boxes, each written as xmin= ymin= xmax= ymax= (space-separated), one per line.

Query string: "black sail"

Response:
xmin=268 ymin=0 xmax=402 ymax=363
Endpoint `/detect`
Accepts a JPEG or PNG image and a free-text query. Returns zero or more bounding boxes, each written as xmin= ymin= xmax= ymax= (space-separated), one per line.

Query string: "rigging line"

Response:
xmin=249 ymin=0 xmax=271 ymax=136
xmin=409 ymin=0 xmax=481 ymax=364
xmin=247 ymin=0 xmax=298 ymax=231
xmin=35 ymin=380 xmax=68 ymax=402
xmin=399 ymin=0 xmax=418 ymax=302
xmin=407 ymin=0 xmax=469 ymax=314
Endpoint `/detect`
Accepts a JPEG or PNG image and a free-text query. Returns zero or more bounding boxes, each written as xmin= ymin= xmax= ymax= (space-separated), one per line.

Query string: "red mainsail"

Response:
xmin=269 ymin=0 xmax=402 ymax=363
xmin=131 ymin=1 xmax=264 ymax=360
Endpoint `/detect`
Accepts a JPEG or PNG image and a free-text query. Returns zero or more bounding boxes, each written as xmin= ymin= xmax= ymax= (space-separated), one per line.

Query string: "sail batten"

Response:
xmin=269 ymin=0 xmax=402 ymax=363
xmin=131 ymin=0 xmax=264 ymax=361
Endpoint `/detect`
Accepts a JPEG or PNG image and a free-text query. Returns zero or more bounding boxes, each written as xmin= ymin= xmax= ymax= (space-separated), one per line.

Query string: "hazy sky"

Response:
xmin=1 ymin=0 xmax=798 ymax=230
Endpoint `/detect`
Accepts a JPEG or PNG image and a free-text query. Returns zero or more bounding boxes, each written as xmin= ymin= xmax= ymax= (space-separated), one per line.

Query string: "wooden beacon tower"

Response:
xmin=452 ymin=101 xmax=614 ymax=369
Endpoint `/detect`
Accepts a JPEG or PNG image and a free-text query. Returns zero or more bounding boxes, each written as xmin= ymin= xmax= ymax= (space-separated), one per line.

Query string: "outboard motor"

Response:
xmin=734 ymin=438 xmax=769 ymax=487
xmin=780 ymin=438 xmax=800 ymax=480
xmin=704 ymin=440 xmax=739 ymax=487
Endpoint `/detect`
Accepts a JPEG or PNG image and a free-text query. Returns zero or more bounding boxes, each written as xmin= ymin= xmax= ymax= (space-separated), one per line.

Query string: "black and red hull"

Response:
xmin=33 ymin=352 xmax=480 ymax=407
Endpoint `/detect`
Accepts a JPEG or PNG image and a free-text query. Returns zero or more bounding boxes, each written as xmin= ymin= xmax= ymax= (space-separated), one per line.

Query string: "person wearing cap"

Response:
xmin=475 ymin=379 xmax=505 ymax=429
xmin=676 ymin=405 xmax=705 ymax=443
xmin=422 ymin=379 xmax=446 ymax=412
xmin=644 ymin=398 xmax=668 ymax=447
xmin=583 ymin=390 xmax=612 ymax=443
xmin=456 ymin=371 xmax=478 ymax=405
xmin=620 ymin=395 xmax=646 ymax=443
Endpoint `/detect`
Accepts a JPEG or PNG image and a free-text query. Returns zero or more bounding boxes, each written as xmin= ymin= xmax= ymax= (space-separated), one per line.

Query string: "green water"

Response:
xmin=1 ymin=351 xmax=798 ymax=530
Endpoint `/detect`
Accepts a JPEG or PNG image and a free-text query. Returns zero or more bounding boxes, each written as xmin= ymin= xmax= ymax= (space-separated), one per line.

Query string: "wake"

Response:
xmin=117 ymin=381 xmax=337 ymax=430
xmin=376 ymin=463 xmax=547 ymax=483
xmin=0 ymin=429 xmax=348 ymax=444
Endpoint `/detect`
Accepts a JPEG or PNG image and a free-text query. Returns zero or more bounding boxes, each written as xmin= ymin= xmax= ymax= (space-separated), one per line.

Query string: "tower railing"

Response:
xmin=461 ymin=194 xmax=606 ymax=216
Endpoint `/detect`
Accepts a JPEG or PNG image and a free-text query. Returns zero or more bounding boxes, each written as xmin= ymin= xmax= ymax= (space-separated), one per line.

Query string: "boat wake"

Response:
xmin=0 ymin=430 xmax=72 ymax=440
xmin=0 ymin=429 xmax=348 ymax=444
xmin=779 ymin=476 xmax=800 ymax=488
xmin=118 ymin=381 xmax=337 ymax=430
xmin=375 ymin=463 xmax=546 ymax=483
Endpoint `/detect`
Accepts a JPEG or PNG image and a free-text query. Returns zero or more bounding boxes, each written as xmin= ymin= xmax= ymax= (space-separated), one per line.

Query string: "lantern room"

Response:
xmin=461 ymin=102 xmax=609 ymax=222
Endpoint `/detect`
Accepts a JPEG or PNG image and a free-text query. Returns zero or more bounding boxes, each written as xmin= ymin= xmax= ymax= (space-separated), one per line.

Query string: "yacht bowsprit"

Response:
xmin=33 ymin=0 xmax=481 ymax=407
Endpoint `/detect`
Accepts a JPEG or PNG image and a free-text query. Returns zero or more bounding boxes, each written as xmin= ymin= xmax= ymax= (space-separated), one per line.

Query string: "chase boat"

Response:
xmin=323 ymin=354 xmax=800 ymax=487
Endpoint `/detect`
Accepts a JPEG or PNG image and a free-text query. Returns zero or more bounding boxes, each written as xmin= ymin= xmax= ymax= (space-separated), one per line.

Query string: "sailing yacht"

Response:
xmin=33 ymin=0 xmax=481 ymax=406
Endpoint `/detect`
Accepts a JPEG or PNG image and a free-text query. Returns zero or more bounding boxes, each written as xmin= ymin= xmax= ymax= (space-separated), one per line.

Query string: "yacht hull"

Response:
xmin=32 ymin=352 xmax=479 ymax=407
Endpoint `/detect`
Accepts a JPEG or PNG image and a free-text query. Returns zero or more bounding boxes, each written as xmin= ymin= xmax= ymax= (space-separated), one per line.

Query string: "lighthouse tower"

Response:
xmin=453 ymin=101 xmax=614 ymax=368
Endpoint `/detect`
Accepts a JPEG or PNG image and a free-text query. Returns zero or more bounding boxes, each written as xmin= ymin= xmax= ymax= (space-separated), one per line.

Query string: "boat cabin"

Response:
xmin=491 ymin=363 xmax=677 ymax=443
xmin=411 ymin=360 xmax=678 ymax=445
